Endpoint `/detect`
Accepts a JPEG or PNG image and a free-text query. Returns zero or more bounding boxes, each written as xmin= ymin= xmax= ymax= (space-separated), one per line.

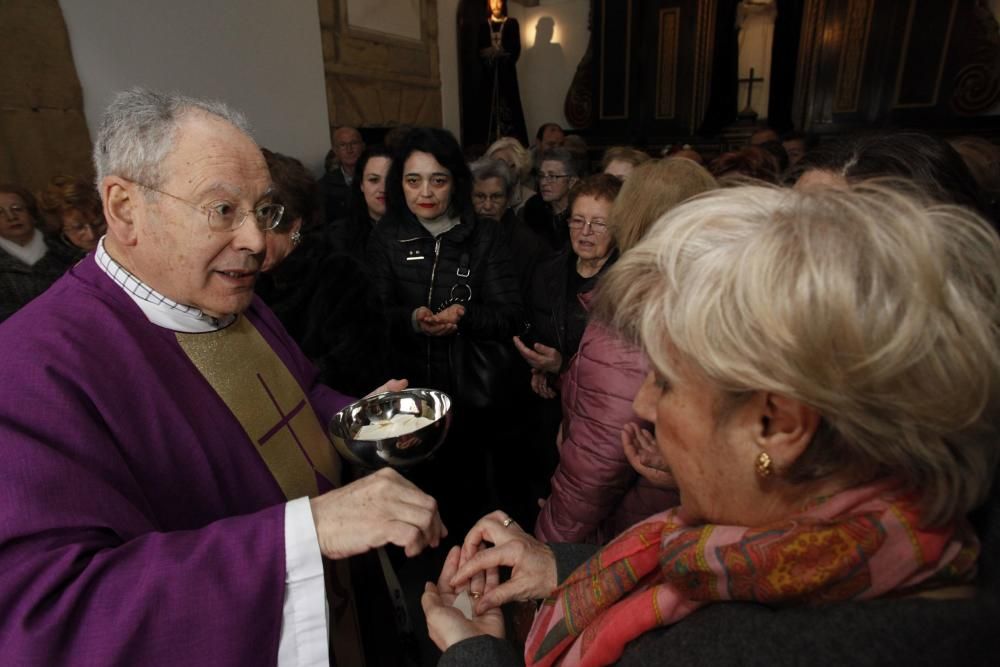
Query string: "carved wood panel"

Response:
xmin=316 ymin=0 xmax=442 ymax=141
xmin=793 ymin=0 xmax=1000 ymax=134
xmin=590 ymin=0 xmax=717 ymax=142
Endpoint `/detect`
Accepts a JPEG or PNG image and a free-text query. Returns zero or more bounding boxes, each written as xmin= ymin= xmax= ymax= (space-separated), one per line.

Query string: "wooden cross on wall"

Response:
xmin=738 ymin=67 xmax=765 ymax=120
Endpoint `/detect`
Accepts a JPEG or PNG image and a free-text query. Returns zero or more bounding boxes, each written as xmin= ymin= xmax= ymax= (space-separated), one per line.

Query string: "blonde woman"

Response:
xmin=425 ymin=183 xmax=1000 ymax=665
xmin=486 ymin=136 xmax=535 ymax=215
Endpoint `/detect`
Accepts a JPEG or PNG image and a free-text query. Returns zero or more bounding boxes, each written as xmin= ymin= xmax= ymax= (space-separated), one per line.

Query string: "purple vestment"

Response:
xmin=0 ymin=258 xmax=352 ymax=665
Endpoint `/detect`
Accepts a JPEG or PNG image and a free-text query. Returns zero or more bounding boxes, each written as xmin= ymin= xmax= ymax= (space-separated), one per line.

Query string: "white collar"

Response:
xmin=0 ymin=228 xmax=47 ymax=266
xmin=340 ymin=165 xmax=354 ymax=185
xmin=95 ymin=237 xmax=236 ymax=333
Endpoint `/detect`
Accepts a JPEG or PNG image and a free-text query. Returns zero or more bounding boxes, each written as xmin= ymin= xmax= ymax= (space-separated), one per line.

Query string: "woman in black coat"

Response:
xmin=368 ymin=127 xmax=524 ymax=535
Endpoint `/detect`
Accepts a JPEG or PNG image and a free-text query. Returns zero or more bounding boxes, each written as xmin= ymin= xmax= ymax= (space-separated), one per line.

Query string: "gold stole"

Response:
xmin=176 ymin=315 xmax=365 ymax=666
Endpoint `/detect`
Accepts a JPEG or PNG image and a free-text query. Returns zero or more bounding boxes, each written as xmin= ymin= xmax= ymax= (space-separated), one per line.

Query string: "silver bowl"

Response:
xmin=329 ymin=388 xmax=452 ymax=469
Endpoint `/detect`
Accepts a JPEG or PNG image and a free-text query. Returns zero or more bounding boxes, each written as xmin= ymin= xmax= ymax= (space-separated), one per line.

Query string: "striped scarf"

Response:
xmin=525 ymin=481 xmax=979 ymax=667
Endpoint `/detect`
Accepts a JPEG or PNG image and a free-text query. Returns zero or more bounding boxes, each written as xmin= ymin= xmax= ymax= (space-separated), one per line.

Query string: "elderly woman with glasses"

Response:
xmin=515 ymin=174 xmax=621 ymax=400
xmin=521 ymin=148 xmax=582 ymax=252
xmin=0 ymin=183 xmax=78 ymax=322
xmin=38 ymin=175 xmax=107 ymax=253
xmin=422 ymin=183 xmax=1000 ymax=665
xmin=534 ymin=159 xmax=718 ymax=547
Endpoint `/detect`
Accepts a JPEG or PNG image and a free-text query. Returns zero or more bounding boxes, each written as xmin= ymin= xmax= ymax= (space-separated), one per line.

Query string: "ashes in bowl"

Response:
xmin=329 ymin=388 xmax=452 ymax=469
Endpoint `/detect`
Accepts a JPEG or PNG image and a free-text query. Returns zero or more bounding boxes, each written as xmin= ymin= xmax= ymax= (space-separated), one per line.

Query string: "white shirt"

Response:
xmin=94 ymin=239 xmax=329 ymax=666
xmin=0 ymin=228 xmax=48 ymax=266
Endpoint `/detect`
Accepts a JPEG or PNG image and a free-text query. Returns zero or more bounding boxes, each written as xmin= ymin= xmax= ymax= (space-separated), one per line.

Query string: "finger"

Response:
xmin=421 ymin=581 xmax=443 ymax=615
xmin=382 ymin=521 xmax=428 ymax=557
xmin=475 ymin=578 xmax=526 ymax=613
xmin=451 ymin=541 xmax=519 ymax=586
xmin=468 ymin=544 xmax=487 ymax=596
xmin=532 ymin=342 xmax=555 ymax=355
xmin=437 ymin=546 xmax=462 ymax=593
xmin=475 ymin=566 xmax=503 ymax=614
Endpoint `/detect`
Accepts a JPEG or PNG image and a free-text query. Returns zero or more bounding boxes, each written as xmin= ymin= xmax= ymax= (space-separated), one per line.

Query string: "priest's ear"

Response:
xmin=101 ymin=176 xmax=141 ymax=246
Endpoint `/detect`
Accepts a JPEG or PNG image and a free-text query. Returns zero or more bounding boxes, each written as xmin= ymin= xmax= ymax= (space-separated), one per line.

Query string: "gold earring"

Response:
xmin=755 ymin=451 xmax=773 ymax=478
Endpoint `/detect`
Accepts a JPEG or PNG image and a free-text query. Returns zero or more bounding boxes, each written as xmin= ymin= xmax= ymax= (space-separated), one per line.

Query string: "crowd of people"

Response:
xmin=1 ymin=87 xmax=999 ymax=666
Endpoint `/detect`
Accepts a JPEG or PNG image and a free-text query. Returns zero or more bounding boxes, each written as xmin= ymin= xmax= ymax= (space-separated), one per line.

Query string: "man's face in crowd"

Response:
xmin=538 ymin=159 xmax=576 ymax=207
xmin=472 ymin=177 xmax=509 ymax=219
xmin=125 ymin=112 xmax=273 ymax=317
xmin=333 ymin=127 xmax=365 ymax=172
xmin=540 ymin=125 xmax=565 ymax=152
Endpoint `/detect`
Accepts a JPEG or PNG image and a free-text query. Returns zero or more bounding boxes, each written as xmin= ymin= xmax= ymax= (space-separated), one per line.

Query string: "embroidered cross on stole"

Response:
xmin=176 ymin=315 xmax=365 ymax=666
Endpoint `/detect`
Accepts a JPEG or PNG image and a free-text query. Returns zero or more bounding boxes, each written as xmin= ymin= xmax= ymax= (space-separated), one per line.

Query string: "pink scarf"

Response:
xmin=525 ymin=481 xmax=979 ymax=667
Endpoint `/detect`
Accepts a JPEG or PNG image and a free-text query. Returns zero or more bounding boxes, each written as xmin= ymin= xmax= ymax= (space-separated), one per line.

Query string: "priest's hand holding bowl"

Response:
xmin=310 ymin=377 xmax=448 ymax=560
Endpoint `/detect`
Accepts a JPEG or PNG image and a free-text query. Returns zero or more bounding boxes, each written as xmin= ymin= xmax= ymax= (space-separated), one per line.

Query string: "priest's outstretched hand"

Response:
xmin=310 ymin=467 xmax=447 ymax=559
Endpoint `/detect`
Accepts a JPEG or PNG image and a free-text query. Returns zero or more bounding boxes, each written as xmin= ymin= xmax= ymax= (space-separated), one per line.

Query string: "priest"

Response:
xmin=0 ymin=89 xmax=445 ymax=666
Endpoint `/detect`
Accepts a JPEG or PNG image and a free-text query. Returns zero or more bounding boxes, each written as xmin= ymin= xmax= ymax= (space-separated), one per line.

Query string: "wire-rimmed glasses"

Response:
xmin=136 ymin=182 xmax=284 ymax=232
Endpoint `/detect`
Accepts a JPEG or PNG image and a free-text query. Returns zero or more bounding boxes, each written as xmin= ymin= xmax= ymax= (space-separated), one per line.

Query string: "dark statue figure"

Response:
xmin=479 ymin=0 xmax=528 ymax=146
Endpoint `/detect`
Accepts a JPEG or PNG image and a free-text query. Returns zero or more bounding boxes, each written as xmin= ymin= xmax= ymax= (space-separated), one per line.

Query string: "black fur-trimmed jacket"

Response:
xmin=367 ymin=210 xmax=525 ymax=395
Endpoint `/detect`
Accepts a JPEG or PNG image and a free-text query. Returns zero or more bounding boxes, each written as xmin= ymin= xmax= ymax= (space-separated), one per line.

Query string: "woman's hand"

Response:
xmin=415 ymin=305 xmax=464 ymax=336
xmin=513 ymin=336 xmax=563 ymax=374
xmin=622 ymin=423 xmax=676 ymax=488
xmin=450 ymin=511 xmax=558 ymax=615
xmin=529 ymin=368 xmax=557 ymax=399
xmin=422 ymin=546 xmax=505 ymax=651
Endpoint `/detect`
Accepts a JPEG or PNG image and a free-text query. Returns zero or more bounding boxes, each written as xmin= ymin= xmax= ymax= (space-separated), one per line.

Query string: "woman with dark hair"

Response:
xmin=0 ymin=184 xmax=78 ymax=322
xmin=255 ymin=148 xmax=388 ymax=397
xmin=328 ymin=145 xmax=393 ymax=258
xmin=369 ymin=127 xmax=523 ymax=534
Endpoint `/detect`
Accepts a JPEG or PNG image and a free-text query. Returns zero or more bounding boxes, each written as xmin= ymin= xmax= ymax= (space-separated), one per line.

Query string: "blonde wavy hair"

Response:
xmin=595 ymin=183 xmax=1000 ymax=525
xmin=611 ymin=158 xmax=718 ymax=253
xmin=485 ymin=136 xmax=532 ymax=182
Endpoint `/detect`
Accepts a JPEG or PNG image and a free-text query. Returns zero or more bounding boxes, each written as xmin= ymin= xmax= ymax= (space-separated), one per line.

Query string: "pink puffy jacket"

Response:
xmin=534 ymin=312 xmax=679 ymax=545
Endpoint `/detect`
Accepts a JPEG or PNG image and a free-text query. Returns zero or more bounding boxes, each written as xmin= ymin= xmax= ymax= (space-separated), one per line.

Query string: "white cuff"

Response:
xmin=277 ymin=497 xmax=329 ymax=667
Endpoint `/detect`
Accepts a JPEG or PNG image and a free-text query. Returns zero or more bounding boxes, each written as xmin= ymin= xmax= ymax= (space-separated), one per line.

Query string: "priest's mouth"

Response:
xmin=215 ymin=269 xmax=258 ymax=286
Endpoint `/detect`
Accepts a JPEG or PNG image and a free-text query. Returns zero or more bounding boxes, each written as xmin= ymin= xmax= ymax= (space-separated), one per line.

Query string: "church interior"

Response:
xmin=2 ymin=1 xmax=1000 ymax=665
xmin=6 ymin=0 xmax=1000 ymax=188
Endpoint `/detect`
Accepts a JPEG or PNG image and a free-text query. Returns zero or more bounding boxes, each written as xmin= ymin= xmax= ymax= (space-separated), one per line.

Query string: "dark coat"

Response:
xmin=0 ymin=235 xmax=78 ymax=323
xmin=496 ymin=208 xmax=546 ymax=299
xmin=254 ymin=226 xmax=388 ymax=397
xmin=524 ymin=246 xmax=618 ymax=372
xmin=521 ymin=194 xmax=570 ymax=253
xmin=318 ymin=168 xmax=352 ymax=224
xmin=367 ymin=210 xmax=524 ymax=399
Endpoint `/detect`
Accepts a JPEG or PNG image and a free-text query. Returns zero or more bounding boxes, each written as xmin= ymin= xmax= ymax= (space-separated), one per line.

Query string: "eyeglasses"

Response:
xmin=64 ymin=220 xmax=107 ymax=235
xmin=136 ymin=183 xmax=284 ymax=232
xmin=0 ymin=204 xmax=26 ymax=219
xmin=473 ymin=193 xmax=507 ymax=204
xmin=335 ymin=140 xmax=363 ymax=150
xmin=568 ymin=217 xmax=610 ymax=235
xmin=538 ymin=172 xmax=571 ymax=182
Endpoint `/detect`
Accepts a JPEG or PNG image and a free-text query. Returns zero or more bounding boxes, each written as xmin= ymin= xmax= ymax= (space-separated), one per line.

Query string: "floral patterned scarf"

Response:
xmin=525 ymin=481 xmax=979 ymax=667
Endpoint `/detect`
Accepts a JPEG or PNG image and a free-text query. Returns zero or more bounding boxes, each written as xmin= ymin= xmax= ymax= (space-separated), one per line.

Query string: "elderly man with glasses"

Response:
xmin=0 ymin=89 xmax=445 ymax=666
xmin=521 ymin=147 xmax=581 ymax=252
xmin=320 ymin=126 xmax=366 ymax=223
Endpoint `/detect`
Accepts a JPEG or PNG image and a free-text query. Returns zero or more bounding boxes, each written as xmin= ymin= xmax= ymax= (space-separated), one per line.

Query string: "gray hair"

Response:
xmin=596 ymin=183 xmax=1000 ymax=525
xmin=469 ymin=158 xmax=514 ymax=199
xmin=93 ymin=88 xmax=251 ymax=189
xmin=537 ymin=147 xmax=580 ymax=177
